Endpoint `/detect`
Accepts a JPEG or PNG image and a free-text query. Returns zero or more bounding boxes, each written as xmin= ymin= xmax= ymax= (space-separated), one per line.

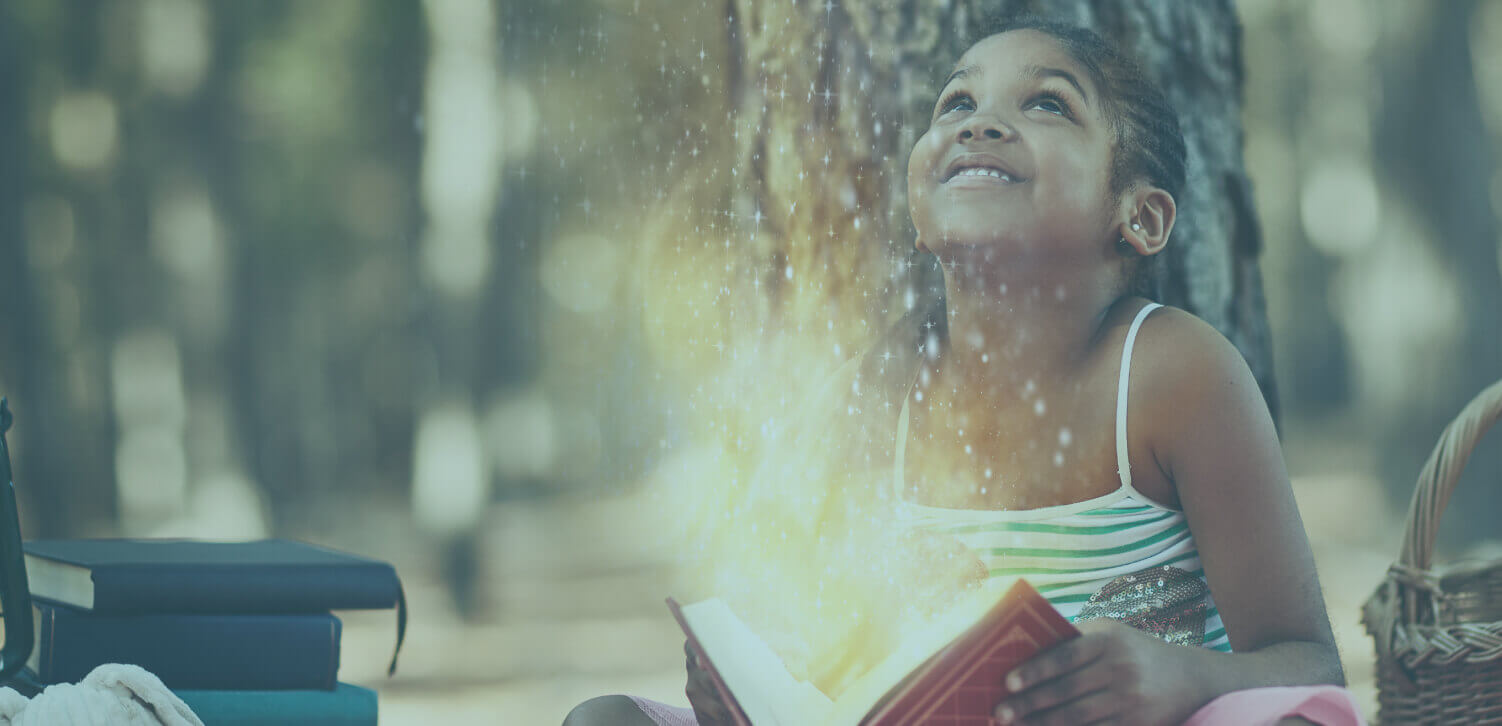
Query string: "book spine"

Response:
xmin=34 ymin=604 xmax=341 ymax=691
xmin=173 ymin=682 xmax=378 ymax=726
xmin=87 ymin=563 xmax=398 ymax=614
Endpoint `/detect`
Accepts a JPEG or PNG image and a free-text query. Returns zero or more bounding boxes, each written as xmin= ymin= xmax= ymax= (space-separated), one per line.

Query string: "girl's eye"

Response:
xmin=1030 ymin=93 xmax=1071 ymax=118
xmin=938 ymin=91 xmax=975 ymax=115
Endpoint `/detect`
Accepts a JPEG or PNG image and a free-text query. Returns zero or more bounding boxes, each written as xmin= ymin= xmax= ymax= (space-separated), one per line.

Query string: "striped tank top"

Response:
xmin=893 ymin=302 xmax=1232 ymax=652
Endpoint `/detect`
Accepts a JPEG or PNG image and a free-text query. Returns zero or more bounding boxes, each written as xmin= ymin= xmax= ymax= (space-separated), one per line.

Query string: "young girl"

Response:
xmin=568 ymin=18 xmax=1362 ymax=726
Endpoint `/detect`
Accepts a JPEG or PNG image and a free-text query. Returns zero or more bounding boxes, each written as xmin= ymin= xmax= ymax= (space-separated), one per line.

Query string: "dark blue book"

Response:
xmin=174 ymin=682 xmax=377 ymax=726
xmin=28 ymin=602 xmax=341 ymax=690
xmin=22 ymin=538 xmax=406 ymax=674
xmin=22 ymin=539 xmax=399 ymax=614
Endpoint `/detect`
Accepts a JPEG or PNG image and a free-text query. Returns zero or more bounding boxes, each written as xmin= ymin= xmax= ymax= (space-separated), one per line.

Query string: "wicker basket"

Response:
xmin=1362 ymin=380 xmax=1502 ymax=725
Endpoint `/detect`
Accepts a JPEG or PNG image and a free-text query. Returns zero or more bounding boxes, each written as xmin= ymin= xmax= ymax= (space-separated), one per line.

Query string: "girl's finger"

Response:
xmin=687 ymin=689 xmax=731 ymax=725
xmin=995 ymin=664 xmax=1112 ymax=722
xmin=1012 ymin=688 xmax=1120 ymax=726
xmin=1004 ymin=633 xmax=1106 ymax=695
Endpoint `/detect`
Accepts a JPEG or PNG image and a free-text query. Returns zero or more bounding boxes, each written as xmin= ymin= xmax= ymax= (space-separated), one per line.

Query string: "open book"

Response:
xmin=668 ymin=579 xmax=1078 ymax=725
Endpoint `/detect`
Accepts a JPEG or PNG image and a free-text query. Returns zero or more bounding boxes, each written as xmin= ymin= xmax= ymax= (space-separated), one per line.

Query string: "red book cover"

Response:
xmin=667 ymin=579 xmax=1079 ymax=725
xmin=863 ymin=579 xmax=1080 ymax=725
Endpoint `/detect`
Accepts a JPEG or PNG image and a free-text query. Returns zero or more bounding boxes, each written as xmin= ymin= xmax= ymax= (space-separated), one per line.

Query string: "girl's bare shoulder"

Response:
xmin=1131 ymin=304 xmax=1257 ymax=395
xmin=1129 ymin=303 xmax=1273 ymax=474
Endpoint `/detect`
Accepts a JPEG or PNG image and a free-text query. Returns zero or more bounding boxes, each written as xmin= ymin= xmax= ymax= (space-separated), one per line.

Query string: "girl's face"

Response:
xmin=907 ymin=30 xmax=1119 ymax=263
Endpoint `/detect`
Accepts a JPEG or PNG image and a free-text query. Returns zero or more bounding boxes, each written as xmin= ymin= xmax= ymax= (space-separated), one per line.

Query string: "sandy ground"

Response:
xmin=331 ymin=491 xmax=691 ymax=725
xmin=324 ymin=461 xmax=1409 ymax=725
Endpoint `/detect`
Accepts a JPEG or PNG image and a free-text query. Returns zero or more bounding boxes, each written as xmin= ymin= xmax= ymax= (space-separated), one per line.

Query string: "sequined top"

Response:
xmin=894 ymin=302 xmax=1233 ymax=652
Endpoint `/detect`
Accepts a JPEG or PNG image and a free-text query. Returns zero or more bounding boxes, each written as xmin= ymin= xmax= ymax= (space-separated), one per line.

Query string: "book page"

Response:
xmin=823 ymin=581 xmax=1013 ymax=723
xmin=680 ymin=598 xmax=835 ymax=725
xmin=21 ymin=556 xmax=95 ymax=609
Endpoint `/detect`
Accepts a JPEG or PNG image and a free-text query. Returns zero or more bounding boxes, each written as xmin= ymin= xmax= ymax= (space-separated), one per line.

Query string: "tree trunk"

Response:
xmin=716 ymin=0 xmax=1276 ymax=421
xmin=0 ymin=0 xmax=120 ymax=537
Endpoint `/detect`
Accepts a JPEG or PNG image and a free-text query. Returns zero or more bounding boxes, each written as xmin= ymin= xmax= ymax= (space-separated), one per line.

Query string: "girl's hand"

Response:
xmin=993 ymin=619 xmax=1210 ymax=726
xmin=684 ymin=641 xmax=736 ymax=725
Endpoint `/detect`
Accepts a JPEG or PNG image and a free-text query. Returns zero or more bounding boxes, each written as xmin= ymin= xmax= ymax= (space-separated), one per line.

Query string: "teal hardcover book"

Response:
xmin=174 ymin=682 xmax=377 ymax=726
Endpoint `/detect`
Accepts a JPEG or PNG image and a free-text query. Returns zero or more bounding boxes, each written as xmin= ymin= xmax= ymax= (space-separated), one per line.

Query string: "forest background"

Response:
xmin=1 ymin=0 xmax=1500 ymax=722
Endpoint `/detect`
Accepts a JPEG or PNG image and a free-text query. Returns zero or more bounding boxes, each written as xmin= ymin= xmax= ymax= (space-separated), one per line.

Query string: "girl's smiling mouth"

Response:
xmin=942 ymin=153 xmax=1027 ymax=184
xmin=945 ymin=167 xmax=1023 ymax=185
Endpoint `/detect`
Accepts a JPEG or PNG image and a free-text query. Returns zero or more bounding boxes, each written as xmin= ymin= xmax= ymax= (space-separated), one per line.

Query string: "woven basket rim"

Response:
xmin=1365 ymin=379 xmax=1502 ymax=707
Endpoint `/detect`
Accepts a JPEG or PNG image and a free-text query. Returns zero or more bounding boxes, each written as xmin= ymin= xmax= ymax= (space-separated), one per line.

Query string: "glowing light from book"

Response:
xmin=632 ymin=252 xmax=984 ymax=695
xmin=617 ymin=41 xmax=964 ymax=697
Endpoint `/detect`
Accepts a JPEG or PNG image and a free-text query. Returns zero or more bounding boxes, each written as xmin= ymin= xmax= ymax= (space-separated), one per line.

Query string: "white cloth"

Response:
xmin=0 ymin=664 xmax=202 ymax=726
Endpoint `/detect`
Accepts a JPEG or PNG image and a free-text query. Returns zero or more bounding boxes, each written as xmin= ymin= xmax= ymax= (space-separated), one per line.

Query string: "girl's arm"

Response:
xmin=995 ymin=307 xmax=1343 ymax=726
xmin=1145 ymin=308 xmax=1343 ymax=688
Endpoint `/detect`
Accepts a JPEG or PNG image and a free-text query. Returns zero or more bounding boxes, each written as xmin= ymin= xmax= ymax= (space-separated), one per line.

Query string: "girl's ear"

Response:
xmin=1118 ymin=186 xmax=1176 ymax=257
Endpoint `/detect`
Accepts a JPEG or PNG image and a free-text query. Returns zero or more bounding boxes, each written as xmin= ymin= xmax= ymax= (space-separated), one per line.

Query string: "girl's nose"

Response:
xmin=957 ymin=116 xmax=1016 ymax=142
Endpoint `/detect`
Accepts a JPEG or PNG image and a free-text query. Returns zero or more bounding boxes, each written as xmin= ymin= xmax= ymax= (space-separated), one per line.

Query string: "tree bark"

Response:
xmin=717 ymin=0 xmax=1277 ymax=421
xmin=0 ymin=0 xmax=119 ymax=537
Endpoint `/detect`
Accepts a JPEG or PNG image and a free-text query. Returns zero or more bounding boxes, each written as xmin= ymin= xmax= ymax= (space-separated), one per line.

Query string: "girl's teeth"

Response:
xmin=956 ymin=168 xmax=1012 ymax=181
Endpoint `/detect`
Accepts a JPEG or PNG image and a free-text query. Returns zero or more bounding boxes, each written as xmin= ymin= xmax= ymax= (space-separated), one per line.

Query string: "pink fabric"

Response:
xmin=627 ymin=696 xmax=699 ymax=726
xmin=1182 ymin=686 xmax=1367 ymax=726
xmin=627 ymin=686 xmax=1365 ymax=725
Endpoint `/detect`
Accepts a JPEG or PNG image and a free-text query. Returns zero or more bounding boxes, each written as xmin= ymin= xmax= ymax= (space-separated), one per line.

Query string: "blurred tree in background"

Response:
xmin=3 ymin=0 xmax=433 ymax=543
xmin=1247 ymin=0 xmax=1502 ymax=552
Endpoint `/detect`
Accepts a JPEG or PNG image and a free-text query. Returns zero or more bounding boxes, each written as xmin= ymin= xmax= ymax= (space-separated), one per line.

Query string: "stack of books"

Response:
xmin=21 ymin=539 xmax=405 ymax=726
